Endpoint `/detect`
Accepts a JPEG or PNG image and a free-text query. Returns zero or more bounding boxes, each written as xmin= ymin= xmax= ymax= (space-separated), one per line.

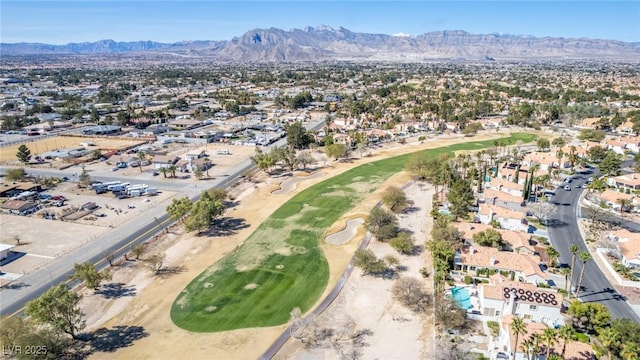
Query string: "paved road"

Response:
xmin=0 ymin=120 xmax=324 ymax=318
xmin=547 ymin=172 xmax=640 ymax=321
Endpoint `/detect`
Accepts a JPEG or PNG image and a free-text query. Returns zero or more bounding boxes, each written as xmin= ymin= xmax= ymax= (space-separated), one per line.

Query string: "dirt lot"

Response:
xmin=79 ymin=130 xmax=518 ymax=360
xmin=0 ymin=181 xmax=175 ymax=277
xmin=0 ymin=136 xmax=148 ymax=164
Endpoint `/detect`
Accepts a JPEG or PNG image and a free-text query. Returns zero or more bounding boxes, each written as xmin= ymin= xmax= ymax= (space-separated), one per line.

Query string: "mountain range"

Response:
xmin=2 ymin=26 xmax=639 ymax=61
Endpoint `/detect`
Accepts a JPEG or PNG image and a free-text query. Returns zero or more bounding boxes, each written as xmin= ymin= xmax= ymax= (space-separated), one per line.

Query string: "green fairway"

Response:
xmin=170 ymin=132 xmax=536 ymax=332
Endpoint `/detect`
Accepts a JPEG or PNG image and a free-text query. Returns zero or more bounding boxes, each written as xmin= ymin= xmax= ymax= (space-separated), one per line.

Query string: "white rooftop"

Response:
xmin=0 ymin=243 xmax=15 ymax=253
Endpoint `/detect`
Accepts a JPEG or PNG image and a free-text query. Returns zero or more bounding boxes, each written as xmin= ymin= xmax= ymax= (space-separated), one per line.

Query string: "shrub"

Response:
xmin=487 ymin=321 xmax=500 ymax=336
xmin=464 ymin=275 xmax=472 ymax=284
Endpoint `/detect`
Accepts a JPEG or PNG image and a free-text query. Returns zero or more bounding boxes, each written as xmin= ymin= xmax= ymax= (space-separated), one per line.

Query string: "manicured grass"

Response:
xmin=171 ymin=132 xmax=536 ymax=332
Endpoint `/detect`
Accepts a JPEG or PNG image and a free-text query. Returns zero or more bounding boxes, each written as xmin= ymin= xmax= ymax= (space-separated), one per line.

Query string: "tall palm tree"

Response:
xmin=136 ymin=150 xmax=146 ymax=172
xmin=569 ymin=243 xmax=580 ymax=295
xmin=616 ymin=198 xmax=633 ymax=218
xmin=568 ymin=145 xmax=578 ymax=172
xmin=556 ymin=149 xmax=565 ymax=177
xmin=557 ymin=324 xmax=577 ymax=358
xmin=621 ymin=343 xmax=640 ymax=360
xmin=542 ymin=327 xmax=557 ymax=358
xmin=510 ymin=317 xmax=528 ymax=359
xmin=545 ymin=246 xmax=560 ymax=268
xmin=561 ymin=267 xmax=571 ymax=293
xmin=575 ymin=251 xmax=592 ymax=298
xmin=520 ymin=338 xmax=534 ymax=360
xmin=598 ymin=327 xmax=620 ymax=360
xmin=160 ymin=167 xmax=168 ymax=178
xmin=168 ymin=164 xmax=177 ymax=178
xmin=531 ymin=333 xmax=543 ymax=360
xmin=203 ymin=157 xmax=211 ymax=177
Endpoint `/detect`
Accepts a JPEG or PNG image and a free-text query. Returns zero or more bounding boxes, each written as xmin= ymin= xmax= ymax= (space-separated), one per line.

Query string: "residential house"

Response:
xmin=498 ymin=316 xmax=594 ymax=360
xmin=0 ymin=200 xmax=38 ymax=215
xmin=607 ymin=173 xmax=640 ymax=191
xmin=482 ymin=189 xmax=525 ymax=211
xmin=190 ymin=157 xmax=212 ymax=172
xmin=455 ymin=222 xmax=536 ymax=254
xmin=487 ymin=178 xmax=524 ymax=198
xmin=476 ymin=204 xmax=528 ymax=232
xmin=0 ymin=244 xmax=15 ymax=261
xmin=586 ymin=189 xmax=634 ymax=211
xmin=522 ymin=152 xmax=556 ymax=171
xmin=454 ymin=246 xmax=547 ymax=285
xmin=169 ymin=118 xmax=200 ymax=130
xmin=185 ymin=150 xmax=207 ymax=161
xmin=497 ymin=163 xmax=529 ymax=184
xmin=620 ymin=135 xmax=640 ymax=154
xmin=151 ymin=155 xmax=179 ymax=169
xmin=478 ymin=281 xmax=563 ymax=325
xmin=607 ymin=229 xmax=640 ymax=268
xmin=603 ymin=137 xmax=627 ymax=155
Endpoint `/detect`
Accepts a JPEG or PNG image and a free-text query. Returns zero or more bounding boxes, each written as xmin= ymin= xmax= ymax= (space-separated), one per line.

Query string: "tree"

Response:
xmin=510 ymin=317 xmax=528 ymax=359
xmin=528 ymin=202 xmax=555 ymax=222
xmin=575 ymin=251 xmax=592 ymax=297
xmin=325 ymin=143 xmax=347 ymax=160
xmin=587 ymin=145 xmax=608 ymax=163
xmin=382 ymin=186 xmax=408 ymax=213
xmin=392 ymin=277 xmax=431 ymax=313
xmin=389 ymin=232 xmax=414 ymax=255
xmin=132 ymin=244 xmax=145 ymax=260
xmin=285 ymin=122 xmax=312 ymax=149
xmin=203 ymin=158 xmax=212 ymax=177
xmin=25 ymin=284 xmax=85 ymax=340
xmin=92 ymin=149 xmax=102 ymax=161
xmin=542 ymin=327 xmax=557 ymax=359
xmin=5 ymin=168 xmax=26 ymax=181
xmin=545 ymin=246 xmax=559 ymax=267
xmin=616 ymin=197 xmax=633 ymax=218
xmin=166 ymin=197 xmax=192 ymax=221
xmin=472 ymin=229 xmax=506 ymax=249
xmin=621 ymin=343 xmax=640 ymax=360
xmin=16 ymin=144 xmax=32 ymax=164
xmin=145 ymin=254 xmax=165 ymax=274
xmin=536 ymin=138 xmax=550 ymax=152
xmin=167 ymin=164 xmax=177 ymax=178
xmin=193 ymin=167 xmax=203 ymax=180
xmin=569 ymin=244 xmax=579 ymax=295
xmin=520 ymin=338 xmax=534 ymax=360
xmin=296 ymin=151 xmax=315 ymax=170
xmin=70 ymin=262 xmax=111 ymax=290
xmin=578 ymin=129 xmax=606 ymax=142
xmin=78 ymin=167 xmax=91 ymax=187
xmin=557 ymin=324 xmax=577 ymax=358
xmin=600 ymin=151 xmax=622 ymax=176
xmin=184 ymin=192 xmax=225 ymax=234
xmin=598 ymin=327 xmax=620 ymax=360
xmin=366 ymin=207 xmax=398 ymax=236
xmin=353 ymin=249 xmax=388 ymax=276
xmin=447 ymin=179 xmax=474 ymax=221
xmin=551 ymin=137 xmax=566 ymax=148
xmin=434 ymin=295 xmax=467 ymax=330
xmin=160 ymin=167 xmax=168 ymax=178
xmin=568 ymin=301 xmax=611 ymax=333
xmin=136 ymin=151 xmax=147 ymax=172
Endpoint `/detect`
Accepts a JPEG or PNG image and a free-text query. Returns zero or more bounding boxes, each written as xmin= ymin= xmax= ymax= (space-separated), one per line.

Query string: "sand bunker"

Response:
xmin=324 ymin=218 xmax=365 ymax=245
xmin=244 ymin=283 xmax=259 ymax=290
xmin=272 ymin=171 xmax=325 ymax=195
xmin=205 ymin=306 xmax=217 ymax=312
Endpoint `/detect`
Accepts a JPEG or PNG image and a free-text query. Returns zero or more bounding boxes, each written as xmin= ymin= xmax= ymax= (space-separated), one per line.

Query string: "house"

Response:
xmin=477 ymin=281 xmax=563 ymax=325
xmin=607 ymin=173 xmax=640 ymax=191
xmin=482 ymin=189 xmax=525 ymax=211
xmin=586 ymin=189 xmax=634 ymax=211
xmin=497 ymin=163 xmax=529 ymax=184
xmin=190 ymin=157 xmax=212 ymax=172
xmin=603 ymin=137 xmax=627 ymax=155
xmin=455 ymin=223 xmax=535 ymax=254
xmin=607 ymin=229 xmax=640 ymax=268
xmin=0 ymin=244 xmax=15 ymax=261
xmin=498 ymin=316 xmax=594 ymax=360
xmin=522 ymin=152 xmax=556 ymax=171
xmin=0 ymin=200 xmax=38 ymax=215
xmin=82 ymin=125 xmax=121 ymax=135
xmin=454 ymin=245 xmax=547 ymax=285
xmin=488 ymin=178 xmax=524 ymax=198
xmin=476 ymin=204 xmax=528 ymax=232
xmin=169 ymin=118 xmax=200 ymax=130
xmin=151 ymin=155 xmax=179 ymax=169
xmin=185 ymin=150 xmax=207 ymax=160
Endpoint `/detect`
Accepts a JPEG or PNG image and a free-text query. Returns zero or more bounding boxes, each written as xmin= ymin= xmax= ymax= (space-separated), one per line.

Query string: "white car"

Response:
xmin=564 ymin=185 xmax=571 ymax=191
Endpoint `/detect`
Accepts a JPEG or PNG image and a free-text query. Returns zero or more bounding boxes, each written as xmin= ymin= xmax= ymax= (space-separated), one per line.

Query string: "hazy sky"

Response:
xmin=1 ymin=1 xmax=639 ymax=44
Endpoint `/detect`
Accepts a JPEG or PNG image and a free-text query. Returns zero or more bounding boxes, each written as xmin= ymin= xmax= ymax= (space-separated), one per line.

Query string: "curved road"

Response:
xmin=547 ymin=173 xmax=640 ymax=321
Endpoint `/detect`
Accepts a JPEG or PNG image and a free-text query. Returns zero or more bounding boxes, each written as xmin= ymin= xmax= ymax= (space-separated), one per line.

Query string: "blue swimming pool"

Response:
xmin=451 ymin=287 xmax=472 ymax=309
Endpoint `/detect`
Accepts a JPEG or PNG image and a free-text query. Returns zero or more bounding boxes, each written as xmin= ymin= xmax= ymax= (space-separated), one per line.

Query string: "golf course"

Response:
xmin=170 ymin=133 xmax=536 ymax=332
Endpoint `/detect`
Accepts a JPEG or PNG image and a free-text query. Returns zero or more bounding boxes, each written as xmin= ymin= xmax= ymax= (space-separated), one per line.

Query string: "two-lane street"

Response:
xmin=547 ymin=172 xmax=640 ymax=321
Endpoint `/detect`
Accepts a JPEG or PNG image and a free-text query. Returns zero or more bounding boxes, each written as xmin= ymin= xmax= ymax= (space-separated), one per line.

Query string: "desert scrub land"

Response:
xmin=170 ymin=132 xmax=536 ymax=332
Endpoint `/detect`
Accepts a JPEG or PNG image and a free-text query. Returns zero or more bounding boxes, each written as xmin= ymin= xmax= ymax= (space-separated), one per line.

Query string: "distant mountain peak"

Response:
xmin=2 ymin=25 xmax=638 ymax=61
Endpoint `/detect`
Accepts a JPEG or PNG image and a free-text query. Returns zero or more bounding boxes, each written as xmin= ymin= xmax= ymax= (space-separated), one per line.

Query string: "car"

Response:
xmin=152 ymin=171 xmax=160 ymax=176
xmin=588 ymin=177 xmax=594 ymax=182
xmin=582 ymin=184 xmax=588 ymax=188
xmin=127 ymin=204 xmax=136 ymax=209
xmin=111 ymin=167 xmax=119 ymax=171
xmin=62 ymin=176 xmax=69 ymax=181
xmin=575 ymin=184 xmax=581 ymax=188
xmin=564 ymin=185 xmax=571 ymax=191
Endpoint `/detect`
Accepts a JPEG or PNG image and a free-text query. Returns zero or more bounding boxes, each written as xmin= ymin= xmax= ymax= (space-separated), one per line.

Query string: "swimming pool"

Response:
xmin=451 ymin=287 xmax=472 ymax=309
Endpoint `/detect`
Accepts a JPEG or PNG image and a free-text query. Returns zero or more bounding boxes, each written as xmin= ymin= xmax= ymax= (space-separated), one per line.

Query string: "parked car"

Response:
xmin=564 ymin=185 xmax=571 ymax=191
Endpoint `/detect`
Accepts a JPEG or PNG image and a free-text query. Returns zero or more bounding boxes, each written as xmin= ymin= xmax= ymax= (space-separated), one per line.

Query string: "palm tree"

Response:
xmin=621 ymin=343 xmax=640 ymax=360
xmin=510 ymin=317 xmax=528 ymax=359
xmin=598 ymin=327 xmax=620 ymax=360
xmin=561 ymin=267 xmax=571 ymax=293
xmin=542 ymin=327 xmax=557 ymax=358
xmin=160 ymin=167 xmax=168 ymax=178
xmin=557 ymin=324 xmax=577 ymax=358
xmin=556 ymin=149 xmax=565 ymax=177
xmin=531 ymin=333 xmax=543 ymax=360
xmin=616 ymin=198 xmax=633 ymax=218
xmin=575 ymin=251 xmax=592 ymax=298
xmin=545 ymin=246 xmax=560 ymax=268
xmin=568 ymin=145 xmax=578 ymax=172
xmin=203 ymin=158 xmax=211 ymax=177
xmin=520 ymin=338 xmax=534 ymax=360
xmin=136 ymin=151 xmax=146 ymax=172
xmin=168 ymin=164 xmax=177 ymax=178
xmin=569 ymin=243 xmax=580 ymax=295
